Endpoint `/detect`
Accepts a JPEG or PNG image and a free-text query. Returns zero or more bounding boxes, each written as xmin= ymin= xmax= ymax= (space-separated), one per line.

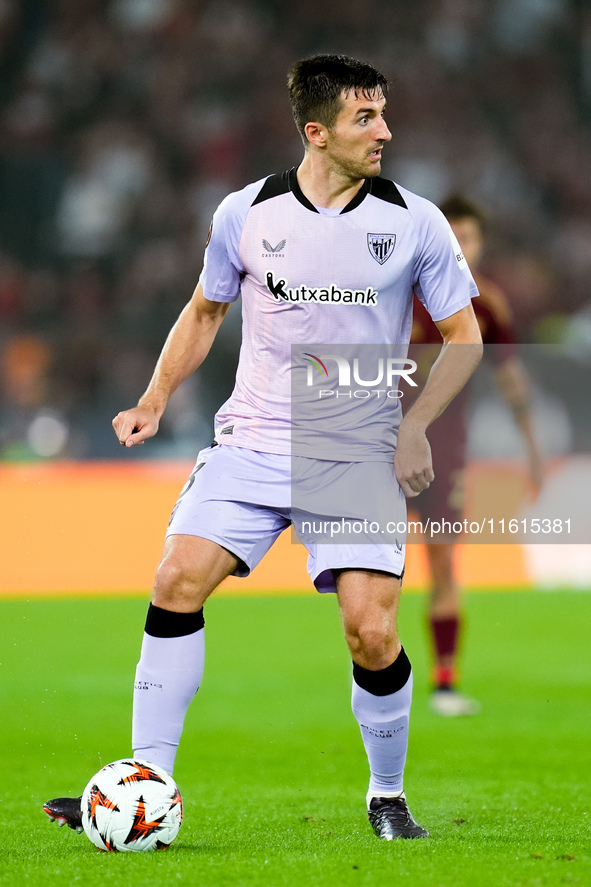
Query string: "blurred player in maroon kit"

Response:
xmin=409 ymin=195 xmax=543 ymax=716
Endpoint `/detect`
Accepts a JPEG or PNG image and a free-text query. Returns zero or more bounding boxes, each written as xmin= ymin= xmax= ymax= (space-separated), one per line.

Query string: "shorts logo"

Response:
xmin=266 ymin=271 xmax=378 ymax=305
xmin=367 ymin=233 xmax=396 ymax=264
xmin=262 ymin=239 xmax=286 ymax=257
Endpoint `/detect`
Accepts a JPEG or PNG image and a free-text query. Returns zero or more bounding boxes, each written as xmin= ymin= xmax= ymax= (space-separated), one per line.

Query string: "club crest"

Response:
xmin=367 ymin=233 xmax=396 ymax=265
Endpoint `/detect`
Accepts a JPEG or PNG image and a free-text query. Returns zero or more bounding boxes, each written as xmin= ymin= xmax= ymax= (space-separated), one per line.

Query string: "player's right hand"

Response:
xmin=112 ymin=405 xmax=160 ymax=448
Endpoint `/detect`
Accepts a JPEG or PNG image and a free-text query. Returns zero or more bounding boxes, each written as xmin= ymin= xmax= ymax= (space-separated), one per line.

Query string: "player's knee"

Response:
xmin=153 ymin=559 xmax=207 ymax=610
xmin=344 ymin=621 xmax=398 ymax=670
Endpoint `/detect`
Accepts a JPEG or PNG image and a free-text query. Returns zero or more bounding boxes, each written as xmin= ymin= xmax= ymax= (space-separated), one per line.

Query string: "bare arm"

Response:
xmin=112 ymin=283 xmax=231 ymax=447
xmin=495 ymin=356 xmax=543 ymax=494
xmin=395 ymin=303 xmax=483 ymax=497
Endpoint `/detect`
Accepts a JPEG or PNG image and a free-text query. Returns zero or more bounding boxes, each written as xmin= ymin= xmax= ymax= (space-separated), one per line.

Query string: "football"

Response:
xmin=81 ymin=758 xmax=183 ymax=852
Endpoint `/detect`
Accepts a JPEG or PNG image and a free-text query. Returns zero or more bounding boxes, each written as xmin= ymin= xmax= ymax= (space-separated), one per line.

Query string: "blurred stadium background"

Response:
xmin=0 ymin=0 xmax=590 ymax=594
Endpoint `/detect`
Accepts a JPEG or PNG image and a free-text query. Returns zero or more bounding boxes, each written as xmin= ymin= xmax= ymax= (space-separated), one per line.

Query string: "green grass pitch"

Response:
xmin=2 ymin=589 xmax=590 ymax=886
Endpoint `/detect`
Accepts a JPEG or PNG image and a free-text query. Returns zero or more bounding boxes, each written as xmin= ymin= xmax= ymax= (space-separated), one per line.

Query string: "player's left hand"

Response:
xmin=394 ymin=420 xmax=435 ymax=498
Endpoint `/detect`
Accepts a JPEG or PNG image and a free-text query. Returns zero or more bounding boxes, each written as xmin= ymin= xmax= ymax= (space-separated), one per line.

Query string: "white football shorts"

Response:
xmin=166 ymin=444 xmax=406 ymax=593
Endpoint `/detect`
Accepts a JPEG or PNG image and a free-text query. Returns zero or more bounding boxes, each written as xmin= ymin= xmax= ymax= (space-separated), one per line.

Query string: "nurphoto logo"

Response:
xmin=303 ymin=352 xmax=417 ymax=399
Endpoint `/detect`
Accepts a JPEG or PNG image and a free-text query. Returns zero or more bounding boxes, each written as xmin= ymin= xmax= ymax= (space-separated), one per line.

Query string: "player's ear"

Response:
xmin=304 ymin=120 xmax=328 ymax=148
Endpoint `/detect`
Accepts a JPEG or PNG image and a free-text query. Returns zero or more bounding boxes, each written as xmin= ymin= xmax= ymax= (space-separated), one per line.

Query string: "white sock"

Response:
xmin=132 ymin=627 xmax=205 ymax=775
xmin=352 ymin=668 xmax=413 ymax=807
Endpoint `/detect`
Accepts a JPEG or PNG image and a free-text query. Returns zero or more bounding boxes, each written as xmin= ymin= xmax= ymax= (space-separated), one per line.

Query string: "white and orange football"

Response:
xmin=81 ymin=759 xmax=182 ymax=852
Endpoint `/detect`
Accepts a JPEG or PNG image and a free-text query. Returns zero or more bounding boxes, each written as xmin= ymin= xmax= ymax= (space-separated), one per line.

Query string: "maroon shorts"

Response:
xmin=412 ymin=400 xmax=467 ymax=530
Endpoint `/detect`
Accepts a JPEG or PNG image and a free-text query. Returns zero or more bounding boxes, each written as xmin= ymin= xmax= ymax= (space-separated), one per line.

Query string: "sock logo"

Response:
xmin=360 ymin=723 xmax=406 ymax=739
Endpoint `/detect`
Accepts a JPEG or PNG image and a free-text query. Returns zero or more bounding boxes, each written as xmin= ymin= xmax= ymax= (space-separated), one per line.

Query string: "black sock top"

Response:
xmin=353 ymin=647 xmax=411 ymax=696
xmin=144 ymin=603 xmax=205 ymax=638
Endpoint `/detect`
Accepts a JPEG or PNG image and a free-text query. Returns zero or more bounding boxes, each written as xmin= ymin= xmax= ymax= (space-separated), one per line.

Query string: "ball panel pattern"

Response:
xmin=81 ymin=759 xmax=182 ymax=852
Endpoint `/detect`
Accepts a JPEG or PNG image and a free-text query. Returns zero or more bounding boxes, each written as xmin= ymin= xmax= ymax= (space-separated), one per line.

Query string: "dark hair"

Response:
xmin=287 ymin=54 xmax=389 ymax=143
xmin=439 ymin=194 xmax=486 ymax=229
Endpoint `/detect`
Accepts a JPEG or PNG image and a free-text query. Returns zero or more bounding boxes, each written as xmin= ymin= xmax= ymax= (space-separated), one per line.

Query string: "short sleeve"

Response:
xmin=410 ymin=199 xmax=479 ymax=322
xmin=199 ymin=179 xmax=266 ymax=303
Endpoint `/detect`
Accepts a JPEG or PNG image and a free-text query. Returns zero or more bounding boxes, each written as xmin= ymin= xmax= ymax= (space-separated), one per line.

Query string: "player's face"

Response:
xmin=325 ymin=89 xmax=391 ymax=179
xmin=450 ymin=217 xmax=483 ymax=268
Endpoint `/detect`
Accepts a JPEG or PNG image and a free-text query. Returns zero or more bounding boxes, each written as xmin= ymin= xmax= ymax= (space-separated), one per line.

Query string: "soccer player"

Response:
xmin=409 ymin=195 xmax=543 ymax=717
xmin=43 ymin=55 xmax=482 ymax=840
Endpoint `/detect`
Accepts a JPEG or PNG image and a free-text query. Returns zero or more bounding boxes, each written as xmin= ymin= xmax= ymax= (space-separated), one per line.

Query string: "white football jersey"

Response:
xmin=199 ymin=168 xmax=478 ymax=456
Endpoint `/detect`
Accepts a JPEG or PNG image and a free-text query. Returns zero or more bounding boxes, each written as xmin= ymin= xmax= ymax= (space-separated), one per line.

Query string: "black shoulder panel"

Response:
xmin=251 ymin=170 xmax=292 ymax=207
xmin=250 ymin=169 xmax=408 ymax=213
xmin=368 ymin=177 xmax=408 ymax=209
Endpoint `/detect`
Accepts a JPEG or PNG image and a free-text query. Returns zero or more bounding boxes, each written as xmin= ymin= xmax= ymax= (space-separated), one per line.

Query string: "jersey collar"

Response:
xmin=288 ymin=166 xmax=371 ymax=215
